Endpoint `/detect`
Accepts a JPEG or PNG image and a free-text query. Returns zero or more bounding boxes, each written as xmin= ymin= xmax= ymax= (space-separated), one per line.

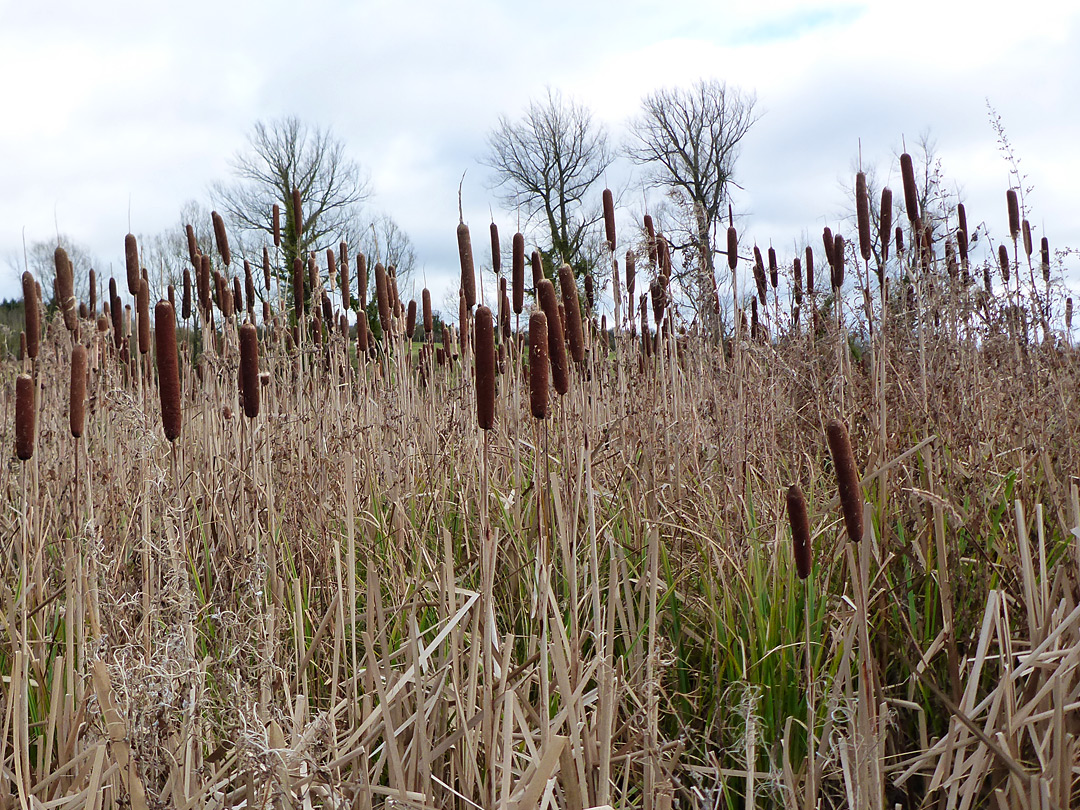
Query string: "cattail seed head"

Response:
xmin=423 ymin=288 xmax=433 ymax=333
xmin=603 ymin=188 xmax=616 ymax=251
xmin=475 ymin=306 xmax=496 ymax=430
xmin=182 ymin=269 xmax=192 ymax=320
xmin=18 ymin=332 xmax=24 ymax=361
xmin=212 ymin=210 xmax=231 ymax=266
xmin=822 ymin=227 xmax=834 ymax=268
xmin=1040 ymin=236 xmax=1050 ymax=284
xmin=245 ymin=261 xmax=256 ymax=318
xmin=584 ymin=272 xmax=594 ymax=311
xmin=900 ymin=153 xmax=919 ymax=223
xmin=501 ymin=290 xmax=511 ymax=340
xmin=55 ymin=246 xmax=77 ymax=331
xmin=234 ymin=276 xmax=245 ymax=318
xmin=263 ymin=246 xmax=272 ymax=291
xmin=272 ymin=204 xmax=281 ymax=247
xmin=1006 ymin=189 xmax=1020 ymax=238
xmin=531 ymin=250 xmax=544 ymax=289
xmin=457 ymin=222 xmax=476 ymax=310
xmin=856 ymin=171 xmax=872 ymax=261
xmin=489 ymin=222 xmax=501 ymax=276
xmin=559 ymin=264 xmax=585 ymax=366
xmin=15 ymin=374 xmax=35 ymax=460
xmin=826 ymin=418 xmax=862 ymax=544
xmin=537 ymin=279 xmax=568 ymax=395
xmin=292 ymin=188 xmax=304 ymax=237
xmin=88 ymin=267 xmax=97 ymax=315
xmin=356 ymin=311 xmax=369 ymax=353
xmin=198 ymin=254 xmax=212 ymax=317
xmin=752 ymin=247 xmax=767 ymax=306
xmin=894 ymin=226 xmax=904 ymax=257
xmin=957 ymin=228 xmax=968 ymax=267
xmin=185 ymin=223 xmax=199 ymax=267
xmin=125 ymin=233 xmax=140 ymax=296
xmin=109 ymin=278 xmax=123 ymax=348
xmin=832 ymin=234 xmax=845 ymax=290
xmin=137 ymin=279 xmax=150 ymax=354
xmin=339 ymin=253 xmax=350 ymax=311
xmin=239 ymin=322 xmax=260 ymax=419
xmin=321 ymin=291 xmax=333 ymax=325
xmin=154 ymin=301 xmax=181 ymax=441
xmin=356 ymin=253 xmax=368 ymax=310
xmin=406 ymin=300 xmax=417 ymax=339
xmin=805 ymin=246 xmax=815 ymax=296
xmin=793 ymin=257 xmax=803 ymax=306
xmin=22 ymin=271 xmax=40 ymax=360
xmin=1066 ymin=298 xmax=1073 ymax=330
xmin=727 ymin=226 xmax=738 ymax=271
xmin=529 ymin=311 xmax=549 ymax=419
xmin=70 ymin=344 xmax=87 ymax=438
xmin=1022 ymin=219 xmax=1032 ymax=257
xmin=512 ymin=233 xmax=525 ymax=314
xmin=768 ymin=246 xmax=778 ymax=289
xmin=879 ymin=187 xmax=893 ymax=263
xmin=998 ymin=244 xmax=1010 ymax=283
xmin=787 ymin=484 xmax=812 ymax=579
xmin=626 ymin=250 xmax=637 ymax=297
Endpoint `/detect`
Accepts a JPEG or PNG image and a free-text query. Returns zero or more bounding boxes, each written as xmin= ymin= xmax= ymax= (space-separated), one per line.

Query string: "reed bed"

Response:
xmin=1 ymin=158 xmax=1078 ymax=810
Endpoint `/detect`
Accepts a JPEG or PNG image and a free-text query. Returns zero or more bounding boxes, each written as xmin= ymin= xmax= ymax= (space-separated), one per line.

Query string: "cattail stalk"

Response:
xmin=458 ymin=222 xmax=476 ymax=310
xmin=137 ymin=279 xmax=151 ymax=354
xmin=602 ymin=188 xmax=616 ymax=251
xmin=423 ymin=289 xmax=433 ymax=335
xmin=856 ymin=172 xmax=871 ymax=262
xmin=1006 ymin=189 xmax=1020 ymax=238
xmin=900 ymin=153 xmax=919 ymax=223
xmin=56 ymin=247 xmax=77 ymax=331
xmin=787 ymin=485 xmax=812 ymax=579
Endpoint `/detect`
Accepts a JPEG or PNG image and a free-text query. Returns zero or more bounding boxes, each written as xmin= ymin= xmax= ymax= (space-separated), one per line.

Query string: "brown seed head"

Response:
xmin=768 ymin=246 xmax=778 ymax=289
xmin=356 ymin=311 xmax=369 ymax=353
xmin=234 ymin=276 xmax=245 ymax=317
xmin=879 ymin=188 xmax=893 ymax=263
xmin=154 ymin=301 xmax=181 ymax=441
xmin=293 ymin=257 xmax=305 ymax=320
xmin=1041 ymin=236 xmax=1050 ymax=284
xmin=457 ymin=222 xmax=476 ymax=309
xmin=357 ymin=253 xmax=368 ymax=309
xmin=212 ymin=210 xmax=231 ymax=266
xmin=185 ymin=223 xmax=199 ymax=267
xmin=263 ymin=246 xmax=272 ymax=291
xmin=125 ymin=233 xmax=140 ymax=296
xmin=805 ymin=246 xmax=814 ymax=296
xmin=1006 ymin=189 xmax=1020 ymax=238
xmin=512 ymin=233 xmax=525 ymax=314
xmin=900 ymin=153 xmax=919 ymax=223
xmin=559 ymin=264 xmax=585 ymax=365
xmin=489 ymin=222 xmax=501 ymax=276
xmin=832 ymin=233 xmax=845 ymax=289
xmin=537 ymin=279 xmax=568 ymax=395
xmin=15 ymin=374 xmax=35 ymax=461
xmin=856 ymin=171 xmax=871 ymax=261
xmin=822 ymin=227 xmax=834 ymax=268
xmin=602 ymin=188 xmax=616 ymax=251
xmin=406 ymin=299 xmax=417 ymax=339
xmin=998 ymin=244 xmax=1010 ymax=283
xmin=239 ymin=322 xmax=260 ymax=419
xmin=626 ymin=249 xmax=637 ymax=297
xmin=21 ymin=271 xmax=40 ymax=359
xmin=55 ymin=246 xmax=77 ymax=330
xmin=292 ymin=188 xmax=303 ymax=237
xmin=727 ymin=226 xmax=738 ymax=271
xmin=787 ymin=484 xmax=812 ymax=579
xmin=137 ymin=279 xmax=150 ymax=354
xmin=1022 ymin=219 xmax=1032 ymax=257
xmin=475 ymin=306 xmax=496 ymax=430
xmin=531 ymin=250 xmax=544 ymax=289
xmin=245 ymin=261 xmax=256 ymax=317
xmin=69 ymin=344 xmax=87 ymax=438
xmin=182 ymin=269 xmax=192 ymax=320
xmin=375 ymin=263 xmax=391 ymax=338
xmin=198 ymin=254 xmax=212 ymax=317
xmin=529 ymin=311 xmax=549 ymax=419
xmin=826 ymin=418 xmax=862 ymax=544
xmin=423 ymin=288 xmax=433 ymax=333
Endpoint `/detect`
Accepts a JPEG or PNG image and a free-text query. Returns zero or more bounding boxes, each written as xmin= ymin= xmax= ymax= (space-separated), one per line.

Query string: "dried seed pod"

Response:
xmin=1022 ymin=219 xmax=1032 ymax=257
xmin=832 ymin=234 xmax=845 ymax=290
xmin=356 ymin=253 xmax=368 ymax=309
xmin=321 ymin=292 xmax=333 ymax=325
xmin=457 ymin=222 xmax=476 ymax=310
xmin=537 ymin=279 xmax=568 ymax=396
xmin=137 ymin=279 xmax=150 ymax=354
xmin=423 ymin=288 xmax=433 ymax=333
xmin=626 ymin=249 xmax=637 ymax=298
xmin=894 ymin=226 xmax=904 ymax=256
xmin=406 ymin=300 xmax=417 ymax=339
xmin=1066 ymin=298 xmax=1073 ymax=330
xmin=272 ymin=204 xmax=281 ymax=247
xmin=55 ymin=247 xmax=77 ymax=331
xmin=855 ymin=172 xmax=871 ymax=262
xmin=212 ymin=210 xmax=231 ymax=266
xmin=602 ymin=188 xmax=616 ymax=250
xmin=489 ymin=221 xmax=501 ymax=277
xmin=70 ymin=344 xmax=87 ymax=438
xmin=559 ymin=264 xmax=585 ymax=365
xmin=475 ymin=306 xmax=495 ymax=430
xmin=155 ymin=301 xmax=181 ymax=441
xmin=826 ymin=418 xmax=862 ymax=544
xmin=793 ymin=257 xmax=803 ymax=306
xmin=584 ymin=272 xmax=594 ymax=311
xmin=501 ymin=289 xmax=511 ymax=340
xmin=15 ymin=374 xmax=34 ymax=460
xmin=198 ymin=254 xmax=212 ymax=317
xmin=186 ymin=223 xmax=199 ymax=267
xmin=822 ymin=227 xmax=834 ymax=268
xmin=900 ymin=153 xmax=919 ymax=223
xmin=752 ymin=247 xmax=767 ymax=306
xmin=233 ymin=277 xmax=244 ymax=318
xmin=512 ymin=233 xmax=525 ymax=314
xmin=356 ymin=311 xmax=369 ymax=353
xmin=531 ymin=250 xmax=544 ymax=289
xmin=1006 ymin=189 xmax=1020 ymax=238
xmin=529 ymin=311 xmax=549 ymax=419
xmin=727 ymin=226 xmax=738 ymax=271
xmin=109 ymin=278 xmax=123 ymax=348
xmin=1041 ymin=236 xmax=1050 ymax=284
xmin=787 ymin=484 xmax=812 ymax=579
xmin=263 ymin=246 xmax=272 ymax=291
xmin=125 ymin=233 xmax=140 ymax=296
xmin=245 ymin=261 xmax=256 ymax=317
xmin=879 ymin=188 xmax=893 ymax=263
xmin=182 ymin=269 xmax=192 ymax=320
xmin=768 ymin=246 xmax=778 ymax=289
xmin=22 ymin=271 xmax=40 ymax=360
xmin=998 ymin=244 xmax=1010 ymax=283
xmin=957 ymin=228 xmax=968 ymax=268
xmin=339 ymin=252 xmax=350 ymax=311
xmin=240 ymin=322 xmax=260 ymax=419
xmin=805 ymin=246 xmax=815 ymax=296
xmin=657 ymin=234 xmax=671 ymax=277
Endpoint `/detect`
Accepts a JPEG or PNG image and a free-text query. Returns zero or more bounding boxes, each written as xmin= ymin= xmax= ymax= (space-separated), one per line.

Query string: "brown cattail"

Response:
xmin=125 ymin=233 xmax=140 ymax=296
xmin=15 ymin=374 xmax=34 ymax=460
xmin=137 ymin=279 xmax=150 ymax=354
xmin=321 ymin=292 xmax=333 ymax=326
xmin=998 ymin=244 xmax=1010 ymax=283
xmin=406 ymin=300 xmax=417 ymax=339
xmin=272 ymin=204 xmax=281 ymax=247
xmin=109 ymin=277 xmax=123 ymax=348
xmin=475 ymin=306 xmax=495 ymax=430
xmin=826 ymin=418 xmax=862 ymax=544
xmin=640 ymin=295 xmax=650 ymax=356
xmin=182 ymin=269 xmax=192 ymax=320
xmin=512 ymin=233 xmax=525 ymax=314
xmin=900 ymin=153 xmax=919 ymax=223
xmin=457 ymin=222 xmax=476 ymax=310
xmin=186 ymin=224 xmax=199 ymax=267
xmin=198 ymin=254 xmax=212 ymax=317
xmin=234 ymin=276 xmax=245 ymax=318
xmin=752 ymin=246 xmax=767 ymax=306
xmin=212 ymin=210 xmax=231 ymax=266
xmin=832 ymin=234 xmax=845 ymax=290
xmin=88 ymin=267 xmax=97 ymax=315
xmin=894 ymin=226 xmax=904 ymax=257
xmin=489 ymin=222 xmax=501 ymax=277
xmin=1066 ymin=298 xmax=1073 ymax=330
xmin=531 ymin=250 xmax=544 ymax=289
xmin=154 ymin=301 xmax=181 ymax=441
xmin=263 ymin=246 xmax=272 ymax=292
xmin=79 ymin=301 xmax=88 ymax=320
xmin=957 ymin=228 xmax=968 ymax=268
xmin=1041 ymin=236 xmax=1050 ymax=284
xmin=339 ymin=252 xmax=350 ymax=312
xmin=239 ymin=322 xmax=259 ymax=419
xmin=768 ymin=246 xmax=778 ymax=289
xmin=292 ymin=188 xmax=303 ymax=237
xmin=1006 ymin=189 xmax=1020 ymax=238
xmin=18 ymin=332 xmax=24 ymax=361
xmin=263 ymin=300 xmax=270 ymax=322
xmin=501 ymin=289 xmax=511 ymax=340
xmin=422 ymin=288 xmax=433 ymax=334
xmin=805 ymin=246 xmax=814 ymax=296
xmin=537 ymin=279 xmax=568 ymax=395
xmin=529 ymin=311 xmax=549 ymax=419
xmin=357 ymin=253 xmax=368 ymax=309
xmin=458 ymin=291 xmax=469 ymax=352
xmin=626 ymin=250 xmax=637 ymax=298
xmin=22 ymin=271 xmax=40 ymax=360
xmin=292 ymin=257 xmax=305 ymax=320
xmin=793 ymin=257 xmax=803 ymax=306
xmin=559 ymin=264 xmax=585 ymax=365
xmin=822 ymin=227 xmax=834 ymax=268
xmin=787 ymin=484 xmax=812 ymax=579
xmin=727 ymin=226 xmax=738 ymax=271
xmin=1021 ymin=219 xmax=1032 ymax=258
xmin=855 ymin=172 xmax=871 ymax=262
xmin=54 ymin=246 xmax=77 ymax=331
xmin=657 ymin=234 xmax=671 ymax=277
xmin=307 ymin=254 xmax=319 ymax=299
xmin=356 ymin=311 xmax=369 ymax=353
xmin=584 ymin=272 xmax=594 ymax=310
xmin=70 ymin=344 xmax=87 ymax=438
xmin=879 ymin=188 xmax=893 ymax=263
xmin=375 ymin=263 xmax=391 ymax=338
xmin=602 ymin=188 xmax=616 ymax=251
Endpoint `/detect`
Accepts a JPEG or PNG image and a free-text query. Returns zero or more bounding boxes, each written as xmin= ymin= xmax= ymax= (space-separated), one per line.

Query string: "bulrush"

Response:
xmin=822 ymin=227 xmax=835 ymax=269
xmin=1041 ymin=237 xmax=1050 ymax=284
xmin=559 ymin=264 xmax=585 ymax=365
xmin=501 ymin=288 xmax=511 ymax=340
xmin=900 ymin=152 xmax=919 ymax=223
xmin=537 ymin=279 xmax=569 ymax=395
xmin=356 ymin=312 xmax=369 ymax=354
xmin=752 ymin=247 xmax=767 ymax=306
xmin=125 ymin=233 xmax=141 ymax=296
xmin=155 ymin=301 xmax=181 ymax=441
xmin=1022 ymin=220 xmax=1032 ymax=258
xmin=998 ymin=244 xmax=1010 ymax=284
xmin=186 ymin=224 xmax=199 ymax=266
xmin=22 ymin=271 xmax=40 ymax=360
xmin=212 ymin=210 xmax=231 ymax=266
xmin=198 ymin=254 xmax=212 ymax=317
xmin=263 ymin=247 xmax=272 ymax=291
xmin=89 ymin=268 xmax=97 ymax=315
xmin=240 ymin=322 xmax=260 ymax=419
xmin=340 ymin=248 xmax=350 ymax=310
xmin=879 ymin=188 xmax=893 ymax=262
xmin=15 ymin=374 xmax=35 ymax=460
xmin=183 ymin=269 xmax=192 ymax=320
xmin=805 ymin=246 xmax=814 ymax=296
xmin=109 ymin=278 xmax=123 ymax=349
xmin=512 ymin=233 xmax=525 ymax=314
xmin=357 ymin=253 xmax=368 ymax=309
xmin=826 ymin=418 xmax=862 ymax=544
xmin=457 ymin=221 xmax=476 ymax=309
xmin=856 ymin=172 xmax=871 ymax=262
xmin=768 ymin=247 xmax=778 ymax=289
xmin=272 ymin=204 xmax=281 ymax=247
xmin=293 ymin=257 xmax=305 ymax=320
xmin=727 ymin=226 xmax=738 ymax=270
xmin=626 ymin=249 xmax=637 ymax=298
xmin=1006 ymin=189 xmax=1020 ymax=238
xmin=584 ymin=272 xmax=594 ymax=311
xmin=69 ymin=344 xmax=88 ymax=439
xmin=55 ymin=247 xmax=77 ymax=331
xmin=490 ymin=222 xmax=501 ymax=277
xmin=475 ymin=306 xmax=496 ymax=430
xmin=423 ymin=289 xmax=433 ymax=335
xmin=529 ymin=311 xmax=550 ymax=419
xmin=234 ymin=277 xmax=245 ymax=318
xmin=832 ymin=234 xmax=845 ymax=290
xmin=1067 ymin=298 xmax=1073 ymax=331
xmin=137 ymin=279 xmax=151 ymax=354
xmin=245 ymin=261 xmax=256 ymax=318
xmin=531 ymin=250 xmax=544 ymax=289
xmin=375 ymin=263 xmax=391 ymax=338
xmin=793 ymin=257 xmax=803 ymax=306
xmin=406 ymin=300 xmax=417 ymax=339
xmin=787 ymin=484 xmax=812 ymax=579
xmin=603 ymin=188 xmax=616 ymax=250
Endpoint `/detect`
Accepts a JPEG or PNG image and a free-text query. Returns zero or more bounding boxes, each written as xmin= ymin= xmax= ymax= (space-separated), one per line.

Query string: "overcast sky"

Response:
xmin=2 ymin=0 xmax=1077 ymax=321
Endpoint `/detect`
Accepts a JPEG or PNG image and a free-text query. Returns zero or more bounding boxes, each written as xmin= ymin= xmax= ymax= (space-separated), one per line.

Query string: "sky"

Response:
xmin=2 ymin=0 xmax=1078 ymax=323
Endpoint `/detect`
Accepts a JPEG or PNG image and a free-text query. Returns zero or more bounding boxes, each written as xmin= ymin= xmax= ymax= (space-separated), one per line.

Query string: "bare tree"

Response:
xmin=12 ymin=235 xmax=98 ymax=308
xmin=213 ymin=116 xmax=372 ymax=286
xmin=359 ymin=212 xmax=417 ymax=297
xmin=483 ymin=88 xmax=614 ymax=284
xmin=626 ymin=80 xmax=759 ymax=339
